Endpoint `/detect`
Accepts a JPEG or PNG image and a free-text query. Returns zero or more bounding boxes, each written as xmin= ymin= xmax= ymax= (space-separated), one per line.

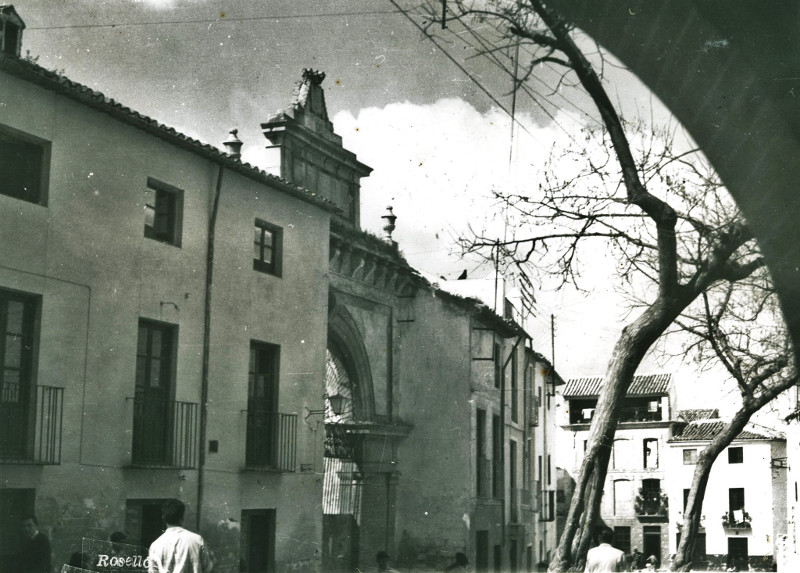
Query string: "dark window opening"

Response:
xmin=728 ymin=447 xmax=743 ymax=464
xmin=0 ymin=290 xmax=38 ymax=461
xmin=613 ymin=526 xmax=631 ymax=555
xmin=246 ymin=342 xmax=281 ymax=468
xmin=0 ymin=125 xmax=49 ymax=205
xmin=493 ymin=343 xmax=501 ymax=389
xmin=0 ymin=489 xmax=35 ymax=558
xmin=144 ymin=178 xmax=182 ymax=246
xmin=476 ymin=408 xmax=487 ymax=497
xmin=133 ymin=320 xmax=180 ymax=466
xmin=254 ymin=219 xmax=283 ymax=276
xmin=492 ymin=414 xmax=502 ymax=498
xmin=510 ymin=348 xmax=518 ymax=423
xmin=683 ymin=449 xmax=698 ymax=465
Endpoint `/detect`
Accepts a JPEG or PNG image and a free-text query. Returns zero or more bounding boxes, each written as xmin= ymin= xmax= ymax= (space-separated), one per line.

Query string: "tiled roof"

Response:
xmin=670 ymin=421 xmax=783 ymax=442
xmin=0 ymin=53 xmax=336 ymax=213
xmin=563 ymin=373 xmax=671 ymax=397
xmin=677 ymin=409 xmax=719 ymax=422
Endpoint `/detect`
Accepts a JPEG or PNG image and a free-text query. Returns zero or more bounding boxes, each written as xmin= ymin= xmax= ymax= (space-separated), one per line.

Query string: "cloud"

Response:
xmin=332 ymin=97 xmax=579 ymax=278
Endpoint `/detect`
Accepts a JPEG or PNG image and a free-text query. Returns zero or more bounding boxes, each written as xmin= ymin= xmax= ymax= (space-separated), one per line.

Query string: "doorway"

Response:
xmin=642 ymin=525 xmax=661 ymax=567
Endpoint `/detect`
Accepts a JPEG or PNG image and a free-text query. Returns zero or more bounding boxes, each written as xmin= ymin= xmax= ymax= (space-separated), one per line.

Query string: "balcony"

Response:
xmin=722 ymin=510 xmax=752 ymax=531
xmin=131 ymin=392 xmax=198 ymax=468
xmin=618 ymin=406 xmax=663 ymax=423
xmin=325 ymin=423 xmax=356 ymax=460
xmin=0 ymin=384 xmax=63 ymax=464
xmin=245 ymin=411 xmax=297 ymax=472
xmin=635 ymin=489 xmax=669 ymax=522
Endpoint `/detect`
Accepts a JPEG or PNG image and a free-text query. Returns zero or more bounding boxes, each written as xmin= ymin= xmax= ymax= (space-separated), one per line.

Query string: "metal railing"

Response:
xmin=618 ymin=407 xmax=663 ymax=422
xmin=245 ymin=411 xmax=297 ymax=471
xmin=0 ymin=384 xmax=63 ymax=464
xmin=325 ymin=423 xmax=356 ymax=460
xmin=131 ymin=392 xmax=198 ymax=468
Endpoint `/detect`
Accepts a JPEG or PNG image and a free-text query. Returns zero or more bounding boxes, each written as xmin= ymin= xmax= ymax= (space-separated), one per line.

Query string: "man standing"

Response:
xmin=584 ymin=527 xmax=625 ymax=572
xmin=20 ymin=515 xmax=51 ymax=573
xmin=148 ymin=500 xmax=213 ymax=573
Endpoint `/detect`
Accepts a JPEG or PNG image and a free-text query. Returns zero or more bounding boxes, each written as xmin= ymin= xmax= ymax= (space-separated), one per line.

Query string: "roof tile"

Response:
xmin=564 ymin=373 xmax=671 ymax=397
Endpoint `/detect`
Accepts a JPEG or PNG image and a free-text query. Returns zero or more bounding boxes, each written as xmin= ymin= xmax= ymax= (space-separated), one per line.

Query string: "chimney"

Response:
xmin=223 ymin=129 xmax=243 ymax=158
xmin=381 ymin=206 xmax=397 ymax=246
xmin=0 ymin=6 xmax=25 ymax=58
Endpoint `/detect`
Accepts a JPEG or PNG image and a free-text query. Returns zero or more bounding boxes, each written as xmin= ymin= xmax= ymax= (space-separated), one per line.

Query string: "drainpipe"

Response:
xmin=197 ymin=132 xmax=241 ymax=529
xmin=197 ymin=162 xmax=224 ymax=530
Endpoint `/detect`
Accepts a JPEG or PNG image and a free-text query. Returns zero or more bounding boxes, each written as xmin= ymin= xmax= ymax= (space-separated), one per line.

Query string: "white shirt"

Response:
xmin=148 ymin=526 xmax=213 ymax=573
xmin=584 ymin=543 xmax=625 ymax=572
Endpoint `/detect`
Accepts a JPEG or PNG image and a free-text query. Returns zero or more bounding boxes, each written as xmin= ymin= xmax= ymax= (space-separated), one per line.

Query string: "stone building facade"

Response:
xmin=0 ymin=9 xmax=563 ymax=572
xmin=557 ymin=374 xmax=675 ymax=566
xmin=0 ymin=16 xmax=330 ymax=572
xmin=667 ymin=412 xmax=786 ymax=571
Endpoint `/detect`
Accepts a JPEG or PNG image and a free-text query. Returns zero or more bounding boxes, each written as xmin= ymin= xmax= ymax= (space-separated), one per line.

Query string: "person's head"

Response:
xmin=597 ymin=527 xmax=614 ymax=545
xmin=376 ymin=551 xmax=390 ymax=570
xmin=110 ymin=532 xmax=127 ymax=543
xmin=454 ymin=552 xmax=468 ymax=566
xmin=161 ymin=499 xmax=186 ymax=526
xmin=21 ymin=515 xmax=39 ymax=539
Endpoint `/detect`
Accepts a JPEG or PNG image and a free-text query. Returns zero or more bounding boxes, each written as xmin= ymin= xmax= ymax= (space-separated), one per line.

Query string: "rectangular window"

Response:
xmin=683 ymin=448 xmax=698 ymax=465
xmin=728 ymin=446 xmax=743 ymax=464
xmin=683 ymin=488 xmax=691 ymax=512
xmin=246 ymin=342 xmax=281 ymax=468
xmin=510 ymin=348 xmax=518 ymax=423
xmin=492 ymin=414 xmax=502 ymax=498
xmin=254 ymin=219 xmax=283 ymax=276
xmin=547 ymin=454 xmax=552 ymax=485
xmin=133 ymin=320 xmax=177 ymax=466
xmin=613 ymin=526 xmax=631 ymax=555
xmin=144 ymin=178 xmax=182 ymax=246
xmin=0 ymin=124 xmax=49 ymax=205
xmin=0 ymin=290 xmax=38 ymax=461
xmin=241 ymin=509 xmax=276 ymax=573
xmin=477 ymin=408 xmax=487 ymax=497
xmin=494 ymin=343 xmax=502 ymax=389
xmin=729 ymin=487 xmax=745 ymax=518
xmin=643 ymin=438 xmax=659 ymax=469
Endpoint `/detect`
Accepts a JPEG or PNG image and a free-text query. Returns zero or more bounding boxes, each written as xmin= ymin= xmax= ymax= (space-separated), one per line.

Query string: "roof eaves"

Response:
xmin=0 ymin=54 xmax=339 ymax=214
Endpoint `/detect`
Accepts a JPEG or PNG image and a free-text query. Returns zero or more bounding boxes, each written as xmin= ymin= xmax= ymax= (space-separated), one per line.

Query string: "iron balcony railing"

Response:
xmin=618 ymin=406 xmax=663 ymax=423
xmin=324 ymin=423 xmax=356 ymax=460
xmin=0 ymin=383 xmax=63 ymax=464
xmin=245 ymin=411 xmax=297 ymax=472
xmin=477 ymin=457 xmax=491 ymax=498
xmin=131 ymin=391 xmax=198 ymax=468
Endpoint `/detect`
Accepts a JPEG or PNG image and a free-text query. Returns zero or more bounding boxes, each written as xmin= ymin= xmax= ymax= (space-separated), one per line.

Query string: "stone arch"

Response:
xmin=327 ymin=297 xmax=375 ymax=422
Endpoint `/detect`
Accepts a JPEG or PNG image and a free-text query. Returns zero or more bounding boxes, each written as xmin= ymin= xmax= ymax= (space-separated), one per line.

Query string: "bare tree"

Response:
xmin=390 ymin=2 xmax=777 ymax=569
xmin=666 ymin=274 xmax=795 ymax=570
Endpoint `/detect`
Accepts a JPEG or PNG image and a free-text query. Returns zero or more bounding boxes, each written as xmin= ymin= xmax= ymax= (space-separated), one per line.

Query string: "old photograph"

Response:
xmin=0 ymin=1 xmax=798 ymax=572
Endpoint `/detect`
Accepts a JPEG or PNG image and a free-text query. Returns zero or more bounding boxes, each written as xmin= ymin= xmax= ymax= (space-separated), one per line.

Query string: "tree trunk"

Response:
xmin=549 ymin=298 xmax=682 ymax=572
xmin=672 ymin=408 xmax=750 ymax=570
xmin=673 ymin=374 xmax=798 ymax=570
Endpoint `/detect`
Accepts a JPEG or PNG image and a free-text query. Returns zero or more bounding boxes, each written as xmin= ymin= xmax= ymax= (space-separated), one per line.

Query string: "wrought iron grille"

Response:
xmin=245 ymin=411 xmax=297 ymax=471
xmin=131 ymin=392 xmax=198 ymax=468
xmin=0 ymin=384 xmax=63 ymax=464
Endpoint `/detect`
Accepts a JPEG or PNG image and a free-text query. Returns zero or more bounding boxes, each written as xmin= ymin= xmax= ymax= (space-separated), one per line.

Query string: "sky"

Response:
xmin=9 ymin=0 xmax=776 ymax=417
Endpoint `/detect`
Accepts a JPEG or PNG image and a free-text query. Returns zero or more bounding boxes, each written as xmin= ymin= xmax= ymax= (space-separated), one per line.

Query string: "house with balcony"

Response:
xmin=667 ymin=410 xmax=786 ymax=571
xmin=557 ymin=373 xmax=675 ymax=566
xmin=0 ymin=11 xmax=331 ymax=572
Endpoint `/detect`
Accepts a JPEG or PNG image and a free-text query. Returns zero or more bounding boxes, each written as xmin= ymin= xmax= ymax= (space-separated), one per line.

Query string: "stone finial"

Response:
xmin=381 ymin=206 xmax=397 ymax=244
xmin=301 ymin=69 xmax=326 ymax=86
xmin=223 ymin=129 xmax=243 ymax=158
